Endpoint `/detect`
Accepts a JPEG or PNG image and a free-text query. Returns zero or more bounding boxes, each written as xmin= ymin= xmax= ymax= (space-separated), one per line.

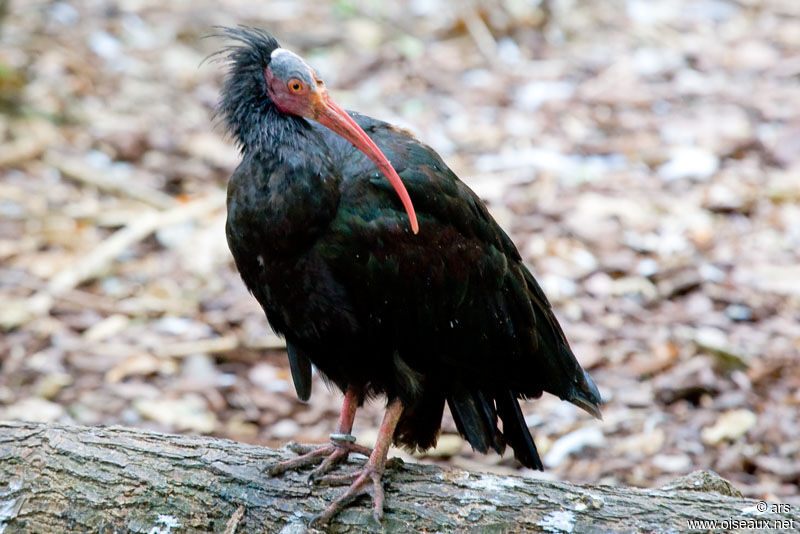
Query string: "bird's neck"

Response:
xmin=235 ymin=106 xmax=304 ymax=155
xmin=227 ymin=122 xmax=341 ymax=258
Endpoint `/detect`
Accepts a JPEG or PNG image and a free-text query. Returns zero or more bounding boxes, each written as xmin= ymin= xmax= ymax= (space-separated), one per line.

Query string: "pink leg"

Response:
xmin=334 ymin=385 xmax=358 ymax=434
xmin=268 ymin=387 xmax=372 ymax=478
xmin=310 ymin=398 xmax=404 ymax=527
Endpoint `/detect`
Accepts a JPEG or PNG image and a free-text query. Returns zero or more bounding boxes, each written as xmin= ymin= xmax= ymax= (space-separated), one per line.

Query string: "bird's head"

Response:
xmin=263 ymin=48 xmax=329 ymax=121
xmin=217 ymin=27 xmax=418 ymax=234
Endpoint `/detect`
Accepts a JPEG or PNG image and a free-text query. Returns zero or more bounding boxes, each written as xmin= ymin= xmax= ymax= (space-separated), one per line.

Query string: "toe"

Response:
xmin=371 ymin=472 xmax=385 ymax=523
xmin=313 ymin=470 xmax=360 ymax=487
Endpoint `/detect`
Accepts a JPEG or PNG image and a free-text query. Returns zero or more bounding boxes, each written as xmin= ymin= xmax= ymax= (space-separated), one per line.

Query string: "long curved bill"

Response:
xmin=314 ymin=96 xmax=419 ymax=235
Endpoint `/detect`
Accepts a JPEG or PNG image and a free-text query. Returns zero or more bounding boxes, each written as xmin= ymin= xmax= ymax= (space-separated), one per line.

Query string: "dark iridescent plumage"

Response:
xmin=219 ymin=27 xmax=601 ymax=478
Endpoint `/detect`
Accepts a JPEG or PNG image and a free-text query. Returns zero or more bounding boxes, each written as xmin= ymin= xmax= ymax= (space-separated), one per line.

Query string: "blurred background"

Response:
xmin=1 ymin=0 xmax=798 ymax=507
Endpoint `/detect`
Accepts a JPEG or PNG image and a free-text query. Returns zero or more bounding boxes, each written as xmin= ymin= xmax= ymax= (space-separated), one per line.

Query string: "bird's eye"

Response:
xmin=288 ymin=79 xmax=304 ymax=93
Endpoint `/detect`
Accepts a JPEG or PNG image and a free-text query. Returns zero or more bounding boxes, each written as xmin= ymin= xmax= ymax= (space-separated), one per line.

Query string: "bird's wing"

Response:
xmin=314 ymin=115 xmax=599 ymax=411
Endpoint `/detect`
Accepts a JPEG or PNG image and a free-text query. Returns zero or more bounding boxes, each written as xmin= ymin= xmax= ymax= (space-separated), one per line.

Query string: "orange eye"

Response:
xmin=288 ymin=79 xmax=303 ymax=93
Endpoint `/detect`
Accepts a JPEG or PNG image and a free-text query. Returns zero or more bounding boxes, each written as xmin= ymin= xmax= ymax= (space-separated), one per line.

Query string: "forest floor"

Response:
xmin=1 ymin=0 xmax=798 ymax=507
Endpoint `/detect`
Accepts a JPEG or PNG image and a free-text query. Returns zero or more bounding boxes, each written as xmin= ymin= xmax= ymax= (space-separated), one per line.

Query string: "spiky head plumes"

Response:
xmin=215 ymin=27 xmax=281 ymax=152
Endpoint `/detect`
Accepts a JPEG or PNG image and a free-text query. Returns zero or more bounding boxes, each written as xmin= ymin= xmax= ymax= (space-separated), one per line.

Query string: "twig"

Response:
xmin=223 ymin=506 xmax=245 ymax=534
xmin=4 ymin=193 xmax=225 ymax=328
xmin=48 ymin=193 xmax=224 ymax=296
xmin=243 ymin=333 xmax=287 ymax=350
xmin=156 ymin=334 xmax=287 ymax=358
xmin=44 ymin=151 xmax=176 ymax=209
xmin=462 ymin=4 xmax=497 ymax=61
xmin=35 ymin=287 xmax=123 ymax=316
xmin=11 ymin=273 xmax=185 ymax=317
xmin=157 ymin=336 xmax=240 ymax=358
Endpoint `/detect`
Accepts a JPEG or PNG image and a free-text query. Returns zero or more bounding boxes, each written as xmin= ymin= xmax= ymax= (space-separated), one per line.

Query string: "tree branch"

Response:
xmin=0 ymin=422 xmax=796 ymax=533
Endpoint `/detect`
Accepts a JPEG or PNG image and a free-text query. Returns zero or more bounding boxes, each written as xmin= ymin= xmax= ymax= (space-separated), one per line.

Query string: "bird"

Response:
xmin=216 ymin=26 xmax=602 ymax=526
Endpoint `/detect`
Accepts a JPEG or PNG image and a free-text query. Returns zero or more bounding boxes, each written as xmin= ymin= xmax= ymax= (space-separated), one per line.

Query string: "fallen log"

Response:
xmin=0 ymin=421 xmax=796 ymax=533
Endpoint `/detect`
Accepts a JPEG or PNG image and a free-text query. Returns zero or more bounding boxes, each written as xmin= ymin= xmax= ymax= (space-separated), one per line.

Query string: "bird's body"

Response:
xmin=218 ymin=27 xmax=601 ymax=525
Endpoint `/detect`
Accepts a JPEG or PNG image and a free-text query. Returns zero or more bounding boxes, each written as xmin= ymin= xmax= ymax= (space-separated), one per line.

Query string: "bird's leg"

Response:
xmin=311 ymin=398 xmax=403 ymax=527
xmin=306 ymin=387 xmax=374 ymax=480
xmin=268 ymin=387 xmax=371 ymax=478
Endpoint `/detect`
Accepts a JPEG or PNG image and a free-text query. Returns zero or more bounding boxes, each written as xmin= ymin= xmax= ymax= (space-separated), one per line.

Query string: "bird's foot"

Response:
xmin=268 ymin=435 xmax=372 ymax=480
xmin=314 ymin=456 xmax=404 ymax=486
xmin=309 ymin=458 xmax=390 ymax=528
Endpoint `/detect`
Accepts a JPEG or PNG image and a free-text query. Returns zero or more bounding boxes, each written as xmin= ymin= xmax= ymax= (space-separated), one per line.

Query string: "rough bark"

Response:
xmin=0 ymin=421 xmax=796 ymax=533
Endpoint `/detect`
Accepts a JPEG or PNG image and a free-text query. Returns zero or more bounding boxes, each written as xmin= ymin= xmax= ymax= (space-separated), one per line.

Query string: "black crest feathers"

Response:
xmin=214 ymin=27 xmax=282 ymax=152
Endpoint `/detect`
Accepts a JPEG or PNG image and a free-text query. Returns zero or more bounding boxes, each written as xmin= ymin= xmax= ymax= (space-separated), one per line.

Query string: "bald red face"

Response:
xmin=264 ymin=49 xmax=327 ymax=118
xmin=264 ymin=49 xmax=419 ymax=235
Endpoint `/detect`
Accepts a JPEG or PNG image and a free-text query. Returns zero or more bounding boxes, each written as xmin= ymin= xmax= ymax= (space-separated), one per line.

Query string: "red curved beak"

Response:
xmin=314 ymin=95 xmax=419 ymax=235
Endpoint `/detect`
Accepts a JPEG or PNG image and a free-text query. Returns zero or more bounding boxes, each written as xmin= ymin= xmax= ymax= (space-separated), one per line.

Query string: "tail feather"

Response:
xmin=447 ymin=388 xmax=504 ymax=455
xmin=286 ymin=342 xmax=312 ymax=402
xmin=496 ymin=390 xmax=544 ymax=470
xmin=394 ymin=391 xmax=446 ymax=451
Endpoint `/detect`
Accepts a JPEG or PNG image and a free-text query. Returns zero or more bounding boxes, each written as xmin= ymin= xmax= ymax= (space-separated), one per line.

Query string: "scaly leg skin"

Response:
xmin=310 ymin=399 xmax=403 ymax=528
xmin=268 ymin=387 xmax=371 ymax=480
